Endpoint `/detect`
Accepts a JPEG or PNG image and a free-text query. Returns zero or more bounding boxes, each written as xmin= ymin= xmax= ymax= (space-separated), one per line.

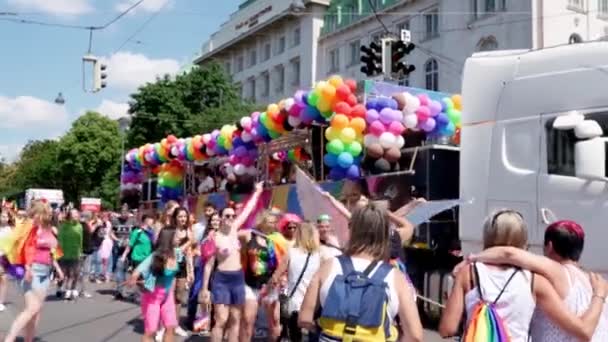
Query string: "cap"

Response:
xmin=317 ymin=214 xmax=331 ymax=223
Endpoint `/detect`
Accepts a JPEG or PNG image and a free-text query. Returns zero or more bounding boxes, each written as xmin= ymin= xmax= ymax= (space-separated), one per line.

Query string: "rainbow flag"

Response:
xmin=464 ymin=301 xmax=511 ymax=342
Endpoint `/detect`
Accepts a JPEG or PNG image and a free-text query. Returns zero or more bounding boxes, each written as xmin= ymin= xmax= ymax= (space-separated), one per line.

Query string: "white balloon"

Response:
xmin=171 ymin=146 xmax=179 ymax=156
xmin=288 ymin=115 xmax=302 ymax=128
xmin=395 ymin=135 xmax=405 ymax=149
xmin=241 ymin=131 xmax=253 ymax=143
xmin=404 ymin=93 xmax=420 ymax=113
xmin=246 ymin=166 xmax=257 ymax=175
xmin=403 ymin=113 xmax=418 ymax=129
xmin=284 ymin=98 xmax=295 ymax=112
xmin=234 ymin=164 xmax=246 ymax=176
xmin=364 ymin=134 xmax=380 ymax=146
xmin=379 ymin=132 xmax=396 ymax=149
xmin=225 ymin=164 xmax=234 ymax=175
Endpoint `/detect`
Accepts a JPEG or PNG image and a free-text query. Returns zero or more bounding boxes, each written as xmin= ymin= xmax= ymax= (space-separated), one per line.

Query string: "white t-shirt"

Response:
xmin=0 ymin=225 xmax=11 ymax=256
xmin=320 ymin=244 xmax=342 ymax=260
xmin=287 ymin=247 xmax=321 ymax=313
xmin=197 ymin=176 xmax=215 ymax=193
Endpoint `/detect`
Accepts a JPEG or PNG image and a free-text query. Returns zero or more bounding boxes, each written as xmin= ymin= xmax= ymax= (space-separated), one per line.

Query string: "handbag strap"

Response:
xmin=289 ymin=252 xmax=311 ymax=298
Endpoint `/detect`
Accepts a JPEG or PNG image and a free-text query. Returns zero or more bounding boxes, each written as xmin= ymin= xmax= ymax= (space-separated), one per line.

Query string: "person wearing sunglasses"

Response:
xmin=278 ymin=213 xmax=302 ymax=244
xmin=201 ymin=182 xmax=264 ymax=342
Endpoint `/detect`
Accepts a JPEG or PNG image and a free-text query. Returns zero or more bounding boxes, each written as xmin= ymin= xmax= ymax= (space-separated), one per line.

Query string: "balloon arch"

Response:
xmin=122 ymin=76 xmax=462 ymax=203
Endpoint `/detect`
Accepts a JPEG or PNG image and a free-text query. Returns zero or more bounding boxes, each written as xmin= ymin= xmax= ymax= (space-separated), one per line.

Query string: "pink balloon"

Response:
xmin=369 ymin=120 xmax=386 ymax=136
xmin=417 ymin=93 xmax=430 ymax=107
xmin=240 ymin=117 xmax=252 ymax=130
xmin=388 ymin=121 xmax=405 ymax=135
xmin=289 ymin=102 xmax=304 ymax=117
xmin=416 ymin=106 xmax=431 ymax=123
xmin=251 ymin=112 xmax=260 ymax=122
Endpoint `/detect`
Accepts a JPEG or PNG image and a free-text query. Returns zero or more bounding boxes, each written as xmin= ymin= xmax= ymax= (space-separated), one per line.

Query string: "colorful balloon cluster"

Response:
xmin=226 ymin=120 xmax=259 ymax=178
xmin=120 ymin=164 xmax=143 ymax=192
xmin=157 ymin=160 xmax=184 ymax=202
xmin=362 ymin=97 xmax=406 ymax=174
xmin=397 ymin=92 xmax=462 ymax=138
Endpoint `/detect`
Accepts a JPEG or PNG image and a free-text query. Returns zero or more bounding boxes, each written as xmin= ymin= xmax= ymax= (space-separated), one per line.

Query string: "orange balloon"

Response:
xmin=350 ymin=117 xmax=366 ymax=133
xmin=317 ymin=97 xmax=332 ymax=113
xmin=331 ymin=114 xmax=349 ymax=130
xmin=328 ymin=75 xmax=344 ymax=88
xmin=322 ymin=84 xmax=336 ymax=99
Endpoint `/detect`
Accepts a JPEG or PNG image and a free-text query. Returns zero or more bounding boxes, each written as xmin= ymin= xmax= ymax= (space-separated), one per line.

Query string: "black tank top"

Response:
xmin=244 ymin=235 xmax=276 ymax=289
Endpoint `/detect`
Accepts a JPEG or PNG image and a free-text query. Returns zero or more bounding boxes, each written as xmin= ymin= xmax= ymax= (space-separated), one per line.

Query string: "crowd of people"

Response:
xmin=1 ymin=183 xmax=608 ymax=342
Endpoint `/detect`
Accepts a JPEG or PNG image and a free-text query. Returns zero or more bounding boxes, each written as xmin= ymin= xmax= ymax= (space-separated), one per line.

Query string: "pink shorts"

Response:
xmin=141 ymin=287 xmax=177 ymax=334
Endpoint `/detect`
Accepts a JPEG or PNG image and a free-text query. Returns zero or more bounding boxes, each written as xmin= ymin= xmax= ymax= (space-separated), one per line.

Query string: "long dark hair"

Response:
xmin=170 ymin=207 xmax=189 ymax=230
xmin=151 ymin=228 xmax=176 ymax=277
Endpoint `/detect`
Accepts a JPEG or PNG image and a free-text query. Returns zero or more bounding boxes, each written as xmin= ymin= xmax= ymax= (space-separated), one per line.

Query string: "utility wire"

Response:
xmin=113 ymin=0 xmax=169 ymax=53
xmin=97 ymin=0 xmax=146 ymax=30
xmin=367 ymin=0 xmax=390 ymax=34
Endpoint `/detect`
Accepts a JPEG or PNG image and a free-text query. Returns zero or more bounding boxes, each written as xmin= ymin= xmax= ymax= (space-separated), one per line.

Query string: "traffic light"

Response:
xmin=390 ymin=40 xmax=416 ymax=76
xmin=93 ymin=60 xmax=108 ymax=92
xmin=360 ymin=41 xmax=383 ymax=77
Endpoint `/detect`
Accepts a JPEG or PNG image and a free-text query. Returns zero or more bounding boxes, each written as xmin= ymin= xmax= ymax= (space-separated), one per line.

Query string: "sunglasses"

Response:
xmin=491 ymin=209 xmax=523 ymax=228
xmin=286 ymin=224 xmax=298 ymax=230
xmin=223 ymin=214 xmax=236 ymax=219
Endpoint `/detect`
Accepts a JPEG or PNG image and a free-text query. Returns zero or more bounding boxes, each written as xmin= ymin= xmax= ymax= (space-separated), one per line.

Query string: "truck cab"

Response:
xmin=459 ymin=42 xmax=608 ymax=273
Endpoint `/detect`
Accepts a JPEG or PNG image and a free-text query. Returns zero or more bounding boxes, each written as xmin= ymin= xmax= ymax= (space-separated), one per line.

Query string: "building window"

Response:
xmin=425 ymin=58 xmax=439 ymax=91
xmin=568 ymin=0 xmax=584 ymax=10
xmin=397 ymin=20 xmax=410 ymax=34
xmin=235 ymin=82 xmax=243 ymax=98
xmin=236 ymin=55 xmax=244 ymax=72
xmin=424 ymin=8 xmax=439 ymax=40
xmin=348 ymin=40 xmax=361 ymax=67
xmin=261 ymin=72 xmax=270 ymax=98
xmin=600 ymin=0 xmax=608 ymax=15
xmin=329 ymin=48 xmax=340 ymax=73
xmin=345 ymin=3 xmax=358 ymax=22
xmin=472 ymin=0 xmax=506 ymax=20
xmin=276 ymin=36 xmax=286 ymax=55
xmin=292 ymin=27 xmax=301 ymax=47
xmin=263 ymin=43 xmax=271 ymax=61
xmin=477 ymin=36 xmax=499 ymax=51
xmin=248 ymin=77 xmax=256 ymax=101
xmin=275 ymin=65 xmax=285 ymax=94
xmin=290 ymin=58 xmax=301 ymax=86
xmin=398 ymin=75 xmax=410 ymax=87
xmin=248 ymin=49 xmax=257 ymax=67
xmin=569 ymin=33 xmax=583 ymax=44
xmin=224 ymin=61 xmax=231 ymax=75
xmin=326 ymin=13 xmax=337 ymax=31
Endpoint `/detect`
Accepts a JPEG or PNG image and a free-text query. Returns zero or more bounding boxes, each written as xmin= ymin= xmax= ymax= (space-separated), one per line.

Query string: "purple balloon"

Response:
xmin=378 ymin=97 xmax=392 ymax=109
xmin=346 ymin=165 xmax=361 ymax=180
xmin=436 ymin=112 xmax=449 ymax=126
xmin=379 ymin=108 xmax=394 ymax=125
xmin=366 ymin=109 xmax=380 ymax=124
xmin=329 ymin=167 xmax=346 ymax=181
xmin=388 ymin=98 xmax=398 ymax=110
xmin=429 ymin=100 xmax=442 ymax=117
xmin=391 ymin=109 xmax=403 ymax=122
xmin=421 ymin=117 xmax=437 ymax=132
xmin=366 ymin=98 xmax=379 ymax=111
xmin=294 ymin=90 xmax=305 ymax=104
xmin=234 ymin=146 xmax=247 ymax=158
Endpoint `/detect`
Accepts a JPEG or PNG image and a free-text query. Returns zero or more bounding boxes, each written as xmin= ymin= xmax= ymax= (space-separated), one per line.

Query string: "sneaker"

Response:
xmin=56 ymin=290 xmax=63 ymax=299
xmin=0 ymin=303 xmax=6 ymax=312
xmin=155 ymin=329 xmax=165 ymax=342
xmin=114 ymin=292 xmax=125 ymax=301
xmin=72 ymin=290 xmax=79 ymax=298
xmin=82 ymin=291 xmax=93 ymax=298
xmin=175 ymin=326 xmax=189 ymax=337
xmin=64 ymin=290 xmax=72 ymax=300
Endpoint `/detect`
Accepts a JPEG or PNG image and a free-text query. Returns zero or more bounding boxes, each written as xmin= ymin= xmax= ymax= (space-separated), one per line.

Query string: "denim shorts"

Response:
xmin=211 ymin=270 xmax=246 ymax=305
xmin=21 ymin=263 xmax=52 ymax=293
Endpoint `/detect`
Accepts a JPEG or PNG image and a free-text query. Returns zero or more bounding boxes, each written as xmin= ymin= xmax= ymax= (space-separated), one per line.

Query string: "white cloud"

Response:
xmin=95 ymin=100 xmax=129 ymax=120
xmin=7 ymin=0 xmax=93 ymax=16
xmin=103 ymin=52 xmax=180 ymax=92
xmin=115 ymin=0 xmax=171 ymax=13
xmin=0 ymin=95 xmax=69 ymax=129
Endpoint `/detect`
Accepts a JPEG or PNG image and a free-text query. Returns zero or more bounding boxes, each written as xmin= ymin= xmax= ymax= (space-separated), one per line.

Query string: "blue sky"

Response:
xmin=0 ymin=0 xmax=241 ymax=161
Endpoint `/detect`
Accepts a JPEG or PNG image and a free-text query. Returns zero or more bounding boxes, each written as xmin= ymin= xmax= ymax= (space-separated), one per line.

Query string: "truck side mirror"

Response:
xmin=575 ymin=137 xmax=608 ymax=181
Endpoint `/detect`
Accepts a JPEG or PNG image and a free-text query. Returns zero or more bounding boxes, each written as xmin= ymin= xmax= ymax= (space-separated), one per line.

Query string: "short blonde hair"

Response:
xmin=483 ymin=209 xmax=528 ymax=249
xmin=345 ymin=203 xmax=390 ymax=260
xmin=255 ymin=210 xmax=279 ymax=233
xmin=28 ymin=200 xmax=53 ymax=228
xmin=294 ymin=222 xmax=320 ymax=253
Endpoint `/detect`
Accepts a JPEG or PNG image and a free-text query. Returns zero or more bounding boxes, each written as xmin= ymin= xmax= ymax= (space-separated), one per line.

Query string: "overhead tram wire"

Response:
xmin=367 ymin=0 xmax=390 ymax=34
xmin=113 ymin=0 xmax=169 ymax=54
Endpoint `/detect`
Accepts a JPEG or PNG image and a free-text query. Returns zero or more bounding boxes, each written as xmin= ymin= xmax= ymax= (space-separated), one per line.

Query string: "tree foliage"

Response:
xmin=126 ymin=62 xmax=255 ymax=148
xmin=12 ymin=140 xmax=61 ymax=190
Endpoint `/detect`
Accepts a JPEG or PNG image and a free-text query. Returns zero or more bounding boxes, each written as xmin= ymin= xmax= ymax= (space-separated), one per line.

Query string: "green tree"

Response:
xmin=57 ymin=111 xmax=122 ymax=207
xmin=12 ymin=140 xmax=61 ymax=190
xmin=126 ymin=62 xmax=254 ymax=148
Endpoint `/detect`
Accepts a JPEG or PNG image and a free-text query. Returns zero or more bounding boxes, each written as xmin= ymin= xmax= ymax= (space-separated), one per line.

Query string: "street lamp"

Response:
xmin=54 ymin=92 xmax=65 ymax=105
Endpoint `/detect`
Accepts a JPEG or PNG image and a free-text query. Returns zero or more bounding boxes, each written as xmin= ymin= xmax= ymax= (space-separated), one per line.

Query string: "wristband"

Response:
xmin=592 ymin=294 xmax=606 ymax=301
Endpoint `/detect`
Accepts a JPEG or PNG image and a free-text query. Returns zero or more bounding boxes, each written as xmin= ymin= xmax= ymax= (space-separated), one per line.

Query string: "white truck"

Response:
xmin=459 ymin=41 xmax=608 ymax=273
xmin=24 ymin=188 xmax=64 ymax=209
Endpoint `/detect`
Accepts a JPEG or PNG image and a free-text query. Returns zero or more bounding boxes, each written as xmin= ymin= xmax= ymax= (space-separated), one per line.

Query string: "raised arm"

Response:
xmin=535 ymin=273 xmax=607 ymax=341
xmin=469 ymin=246 xmax=568 ymax=297
xmin=387 ymin=211 xmax=415 ymax=246
xmin=231 ymin=181 xmax=264 ymax=233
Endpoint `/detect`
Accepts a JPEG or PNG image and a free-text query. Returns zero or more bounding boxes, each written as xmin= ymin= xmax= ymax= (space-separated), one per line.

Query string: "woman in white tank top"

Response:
xmin=439 ymin=210 xmax=608 ymax=341
xmin=461 ymin=220 xmax=608 ymax=341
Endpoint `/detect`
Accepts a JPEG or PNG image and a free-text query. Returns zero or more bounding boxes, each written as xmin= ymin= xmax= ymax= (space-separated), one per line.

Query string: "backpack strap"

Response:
xmin=492 ymin=268 xmax=520 ymax=304
xmin=472 ymin=263 xmax=484 ymax=301
xmin=337 ymin=255 xmax=355 ymax=275
xmin=369 ymin=262 xmax=392 ymax=283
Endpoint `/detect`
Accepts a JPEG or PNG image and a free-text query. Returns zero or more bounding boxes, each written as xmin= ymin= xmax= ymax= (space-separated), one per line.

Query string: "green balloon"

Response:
xmin=269 ymin=130 xmax=281 ymax=139
xmin=260 ymin=112 xmax=269 ymax=125
xmin=308 ymin=92 xmax=320 ymax=107
xmin=346 ymin=141 xmax=363 ymax=157
xmin=217 ymin=135 xmax=226 ymax=147
xmin=326 ymin=139 xmax=345 ymax=155
xmin=447 ymin=109 xmax=461 ymax=124
xmin=288 ymin=150 xmax=296 ymax=161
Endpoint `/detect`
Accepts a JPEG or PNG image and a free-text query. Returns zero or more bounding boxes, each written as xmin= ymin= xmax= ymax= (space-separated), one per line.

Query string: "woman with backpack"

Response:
xmin=439 ymin=210 xmax=608 ymax=341
xmin=271 ymin=221 xmax=321 ymax=341
xmin=299 ymin=203 xmax=423 ymax=342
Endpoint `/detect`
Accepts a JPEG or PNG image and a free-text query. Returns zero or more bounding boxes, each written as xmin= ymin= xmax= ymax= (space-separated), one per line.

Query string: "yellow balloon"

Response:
xmin=322 ymin=84 xmax=336 ymax=100
xmin=315 ymin=81 xmax=328 ymax=94
xmin=267 ymin=103 xmax=280 ymax=116
xmin=317 ymin=97 xmax=332 ymax=113
xmin=340 ymin=127 xmax=357 ymax=144
xmin=452 ymin=94 xmax=462 ymax=111
xmin=328 ymin=75 xmax=344 ymax=88
xmin=325 ymin=127 xmax=340 ymax=141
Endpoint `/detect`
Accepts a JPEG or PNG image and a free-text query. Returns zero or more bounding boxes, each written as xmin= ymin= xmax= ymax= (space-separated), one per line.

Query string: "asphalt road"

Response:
xmin=0 ymin=281 xmax=448 ymax=341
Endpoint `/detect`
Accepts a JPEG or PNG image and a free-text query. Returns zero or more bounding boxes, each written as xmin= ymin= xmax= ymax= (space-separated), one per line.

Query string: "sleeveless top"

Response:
xmin=287 ymin=247 xmax=321 ymax=313
xmin=464 ymin=263 xmax=536 ymax=342
xmin=530 ymin=264 xmax=608 ymax=342
xmin=244 ymin=235 xmax=276 ymax=289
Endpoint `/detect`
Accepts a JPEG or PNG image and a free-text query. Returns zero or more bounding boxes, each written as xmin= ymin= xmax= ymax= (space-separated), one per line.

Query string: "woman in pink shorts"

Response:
xmin=126 ymin=228 xmax=184 ymax=342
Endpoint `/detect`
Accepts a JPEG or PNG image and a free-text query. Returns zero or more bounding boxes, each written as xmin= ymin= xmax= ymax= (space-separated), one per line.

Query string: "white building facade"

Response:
xmin=195 ymin=0 xmax=330 ymax=104
xmin=317 ymin=0 xmax=608 ymax=95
